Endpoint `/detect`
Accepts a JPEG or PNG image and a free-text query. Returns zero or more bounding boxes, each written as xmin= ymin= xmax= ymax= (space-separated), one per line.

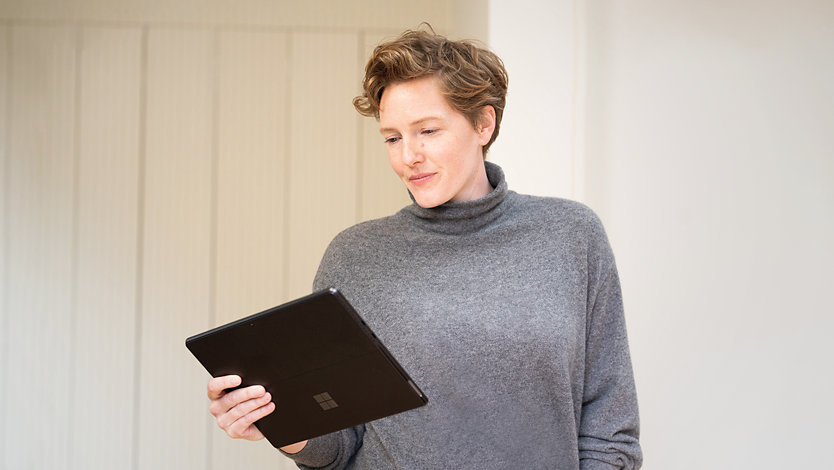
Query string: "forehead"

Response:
xmin=378 ymin=76 xmax=454 ymax=125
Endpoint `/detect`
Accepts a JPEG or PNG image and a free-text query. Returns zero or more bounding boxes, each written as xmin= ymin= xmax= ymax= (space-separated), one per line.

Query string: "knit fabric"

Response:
xmin=283 ymin=162 xmax=642 ymax=469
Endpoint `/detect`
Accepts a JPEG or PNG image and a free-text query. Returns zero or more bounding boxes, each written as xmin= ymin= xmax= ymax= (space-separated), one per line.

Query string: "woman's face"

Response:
xmin=379 ymin=75 xmax=495 ymax=208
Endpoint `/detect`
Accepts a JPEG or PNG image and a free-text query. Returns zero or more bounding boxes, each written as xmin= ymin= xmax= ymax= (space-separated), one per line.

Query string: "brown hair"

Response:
xmin=353 ymin=26 xmax=509 ymax=156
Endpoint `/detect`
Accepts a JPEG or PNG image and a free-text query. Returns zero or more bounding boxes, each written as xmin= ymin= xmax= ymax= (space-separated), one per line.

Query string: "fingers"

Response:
xmin=227 ymin=400 xmax=276 ymax=441
xmin=216 ymin=390 xmax=272 ymax=429
xmin=206 ymin=377 xmax=276 ymax=441
xmin=210 ymin=384 xmax=266 ymax=415
xmin=207 ymin=375 xmax=241 ymax=400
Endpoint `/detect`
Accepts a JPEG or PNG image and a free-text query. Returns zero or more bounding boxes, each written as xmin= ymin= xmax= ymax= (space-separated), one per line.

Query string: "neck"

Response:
xmin=451 ymin=160 xmax=492 ymax=203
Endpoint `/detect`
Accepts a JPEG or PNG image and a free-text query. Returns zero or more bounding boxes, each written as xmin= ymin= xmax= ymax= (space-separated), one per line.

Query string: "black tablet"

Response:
xmin=185 ymin=287 xmax=427 ymax=449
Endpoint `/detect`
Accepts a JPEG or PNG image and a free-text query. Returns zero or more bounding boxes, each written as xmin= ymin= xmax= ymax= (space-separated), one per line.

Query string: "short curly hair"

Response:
xmin=353 ymin=27 xmax=509 ymax=156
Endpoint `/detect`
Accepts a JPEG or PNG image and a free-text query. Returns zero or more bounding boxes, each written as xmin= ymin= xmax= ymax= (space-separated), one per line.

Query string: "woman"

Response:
xmin=208 ymin=28 xmax=642 ymax=469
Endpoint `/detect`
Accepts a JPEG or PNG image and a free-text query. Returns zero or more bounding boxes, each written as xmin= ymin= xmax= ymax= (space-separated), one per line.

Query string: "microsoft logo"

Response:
xmin=313 ymin=392 xmax=339 ymax=410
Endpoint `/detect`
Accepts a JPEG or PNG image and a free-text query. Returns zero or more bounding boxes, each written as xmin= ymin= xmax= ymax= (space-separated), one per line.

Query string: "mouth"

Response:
xmin=408 ymin=172 xmax=436 ymax=185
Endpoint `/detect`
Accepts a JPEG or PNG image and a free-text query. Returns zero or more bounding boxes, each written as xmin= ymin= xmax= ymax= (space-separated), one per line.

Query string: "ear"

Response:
xmin=476 ymin=105 xmax=496 ymax=146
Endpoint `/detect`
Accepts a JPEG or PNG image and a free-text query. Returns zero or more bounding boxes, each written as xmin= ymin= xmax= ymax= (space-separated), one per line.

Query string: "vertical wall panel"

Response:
xmin=211 ymin=29 xmax=294 ymax=469
xmin=359 ymin=31 xmax=411 ymax=221
xmin=214 ymin=29 xmax=288 ymax=324
xmin=71 ymin=26 xmax=141 ymax=469
xmin=4 ymin=24 xmax=76 ymax=469
xmin=287 ymin=32 xmax=360 ymax=297
xmin=139 ymin=28 xmax=213 ymax=469
xmin=0 ymin=22 xmax=8 ymax=467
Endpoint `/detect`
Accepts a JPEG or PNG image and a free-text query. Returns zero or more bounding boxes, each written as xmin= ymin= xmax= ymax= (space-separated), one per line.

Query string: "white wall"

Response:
xmin=488 ymin=0 xmax=580 ymax=198
xmin=491 ymin=0 xmax=834 ymax=468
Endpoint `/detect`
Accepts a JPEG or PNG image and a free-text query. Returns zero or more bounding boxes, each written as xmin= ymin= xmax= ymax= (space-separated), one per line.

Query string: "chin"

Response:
xmin=412 ymin=193 xmax=447 ymax=209
xmin=414 ymin=198 xmax=440 ymax=209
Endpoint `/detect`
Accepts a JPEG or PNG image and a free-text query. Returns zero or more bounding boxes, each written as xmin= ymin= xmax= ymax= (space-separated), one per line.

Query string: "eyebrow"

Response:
xmin=379 ymin=116 xmax=443 ymax=134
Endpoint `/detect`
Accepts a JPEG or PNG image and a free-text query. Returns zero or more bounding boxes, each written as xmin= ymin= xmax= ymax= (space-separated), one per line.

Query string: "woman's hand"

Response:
xmin=206 ymin=375 xmax=308 ymax=453
xmin=207 ymin=375 xmax=275 ymax=441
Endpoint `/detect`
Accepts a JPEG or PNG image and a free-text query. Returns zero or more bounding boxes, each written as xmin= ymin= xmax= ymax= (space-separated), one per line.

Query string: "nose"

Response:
xmin=402 ymin=138 xmax=423 ymax=166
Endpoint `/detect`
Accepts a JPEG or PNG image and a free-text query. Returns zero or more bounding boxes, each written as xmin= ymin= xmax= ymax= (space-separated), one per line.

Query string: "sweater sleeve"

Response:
xmin=279 ymin=426 xmax=365 ymax=469
xmin=578 ymin=261 xmax=643 ymax=469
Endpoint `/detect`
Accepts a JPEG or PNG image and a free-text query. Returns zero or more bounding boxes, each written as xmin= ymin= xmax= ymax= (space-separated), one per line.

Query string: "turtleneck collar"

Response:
xmin=402 ymin=161 xmax=511 ymax=235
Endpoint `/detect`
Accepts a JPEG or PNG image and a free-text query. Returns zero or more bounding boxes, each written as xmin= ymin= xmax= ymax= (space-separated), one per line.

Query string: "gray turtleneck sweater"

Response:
xmin=283 ymin=162 xmax=641 ymax=469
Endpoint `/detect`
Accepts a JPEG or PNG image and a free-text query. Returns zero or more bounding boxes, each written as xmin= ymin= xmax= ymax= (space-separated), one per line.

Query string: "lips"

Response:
xmin=409 ymin=172 xmax=436 ymax=185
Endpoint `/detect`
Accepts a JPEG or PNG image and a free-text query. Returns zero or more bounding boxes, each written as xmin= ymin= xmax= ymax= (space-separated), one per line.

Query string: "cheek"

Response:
xmin=387 ymin=151 xmax=404 ymax=176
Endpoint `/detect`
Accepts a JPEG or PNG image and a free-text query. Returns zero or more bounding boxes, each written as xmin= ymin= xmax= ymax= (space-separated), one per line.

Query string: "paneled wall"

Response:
xmin=0 ymin=2 xmax=465 ymax=468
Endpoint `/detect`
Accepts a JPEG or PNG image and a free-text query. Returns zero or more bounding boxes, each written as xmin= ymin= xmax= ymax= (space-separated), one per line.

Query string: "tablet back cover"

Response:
xmin=185 ymin=288 xmax=427 ymax=448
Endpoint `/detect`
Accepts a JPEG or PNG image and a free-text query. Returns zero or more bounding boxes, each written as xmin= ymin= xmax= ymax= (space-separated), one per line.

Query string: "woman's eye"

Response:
xmin=384 ymin=136 xmax=400 ymax=144
xmin=422 ymin=129 xmax=437 ymax=135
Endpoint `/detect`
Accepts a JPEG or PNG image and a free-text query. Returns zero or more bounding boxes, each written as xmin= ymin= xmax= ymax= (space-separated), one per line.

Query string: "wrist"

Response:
xmin=280 ymin=440 xmax=308 ymax=454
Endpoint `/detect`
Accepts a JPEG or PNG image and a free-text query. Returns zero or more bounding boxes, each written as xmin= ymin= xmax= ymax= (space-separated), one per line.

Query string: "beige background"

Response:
xmin=2 ymin=1 xmax=833 ymax=469
xmin=0 ymin=1 xmax=476 ymax=468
